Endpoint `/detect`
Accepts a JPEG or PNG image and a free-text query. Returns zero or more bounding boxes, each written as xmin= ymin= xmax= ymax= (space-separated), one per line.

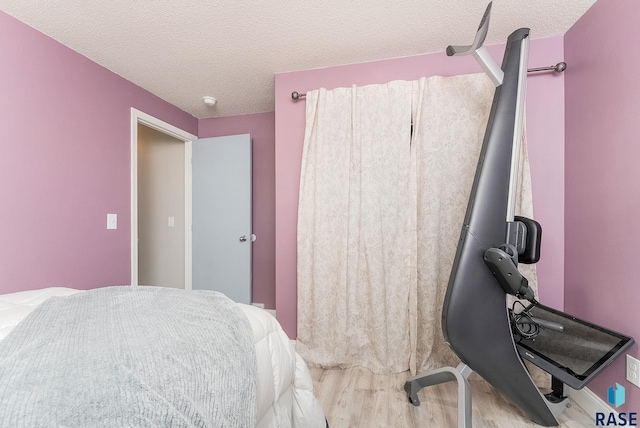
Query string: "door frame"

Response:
xmin=130 ymin=108 xmax=197 ymax=289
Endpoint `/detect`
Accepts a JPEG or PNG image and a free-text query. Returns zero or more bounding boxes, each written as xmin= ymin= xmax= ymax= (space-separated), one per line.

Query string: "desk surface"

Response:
xmin=514 ymin=303 xmax=633 ymax=390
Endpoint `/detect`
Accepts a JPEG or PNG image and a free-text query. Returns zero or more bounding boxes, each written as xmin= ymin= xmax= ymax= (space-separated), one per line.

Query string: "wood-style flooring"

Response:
xmin=309 ymin=366 xmax=594 ymax=428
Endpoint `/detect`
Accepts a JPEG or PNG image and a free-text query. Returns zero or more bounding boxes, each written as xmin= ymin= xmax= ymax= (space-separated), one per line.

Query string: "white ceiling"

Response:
xmin=0 ymin=0 xmax=595 ymax=119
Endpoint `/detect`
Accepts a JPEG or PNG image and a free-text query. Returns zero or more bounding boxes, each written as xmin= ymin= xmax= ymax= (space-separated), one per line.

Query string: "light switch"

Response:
xmin=107 ymin=213 xmax=117 ymax=230
xmin=168 ymin=216 xmax=175 ymax=227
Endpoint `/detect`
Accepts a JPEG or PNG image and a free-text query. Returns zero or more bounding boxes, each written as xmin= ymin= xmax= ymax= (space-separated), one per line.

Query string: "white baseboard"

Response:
xmin=568 ymin=386 xmax=617 ymax=418
xmin=251 ymin=302 xmax=276 ymax=318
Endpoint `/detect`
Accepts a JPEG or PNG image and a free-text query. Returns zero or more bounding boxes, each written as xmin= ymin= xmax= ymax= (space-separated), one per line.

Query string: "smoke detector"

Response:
xmin=202 ymin=96 xmax=217 ymax=107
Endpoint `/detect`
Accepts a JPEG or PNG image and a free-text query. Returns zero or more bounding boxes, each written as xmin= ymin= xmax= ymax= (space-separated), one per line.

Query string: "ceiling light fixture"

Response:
xmin=202 ymin=96 xmax=217 ymax=107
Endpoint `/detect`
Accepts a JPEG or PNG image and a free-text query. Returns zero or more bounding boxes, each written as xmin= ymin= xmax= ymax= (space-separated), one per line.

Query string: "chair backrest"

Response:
xmin=441 ymin=27 xmax=559 ymax=426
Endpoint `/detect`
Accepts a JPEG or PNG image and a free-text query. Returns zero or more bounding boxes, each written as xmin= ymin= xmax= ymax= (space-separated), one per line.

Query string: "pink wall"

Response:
xmin=564 ymin=0 xmax=640 ymax=411
xmin=199 ymin=113 xmax=276 ymax=309
xmin=0 ymin=11 xmax=197 ymax=294
xmin=275 ymin=37 xmax=566 ymax=337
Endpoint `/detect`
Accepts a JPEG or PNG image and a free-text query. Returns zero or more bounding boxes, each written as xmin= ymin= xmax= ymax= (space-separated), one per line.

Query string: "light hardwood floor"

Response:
xmin=309 ymin=366 xmax=594 ymax=428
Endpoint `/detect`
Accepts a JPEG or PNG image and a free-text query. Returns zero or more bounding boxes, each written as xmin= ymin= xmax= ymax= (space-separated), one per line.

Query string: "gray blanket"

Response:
xmin=0 ymin=286 xmax=257 ymax=427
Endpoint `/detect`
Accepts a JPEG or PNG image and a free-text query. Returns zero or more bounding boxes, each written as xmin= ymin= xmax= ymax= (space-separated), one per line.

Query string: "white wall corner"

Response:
xmin=568 ymin=387 xmax=617 ymax=419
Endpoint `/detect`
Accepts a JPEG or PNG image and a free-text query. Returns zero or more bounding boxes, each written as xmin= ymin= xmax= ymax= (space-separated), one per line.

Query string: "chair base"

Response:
xmin=404 ymin=363 xmax=571 ymax=428
xmin=404 ymin=362 xmax=473 ymax=428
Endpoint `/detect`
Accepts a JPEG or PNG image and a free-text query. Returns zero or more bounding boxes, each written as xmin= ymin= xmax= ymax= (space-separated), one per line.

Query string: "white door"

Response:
xmin=192 ymin=134 xmax=252 ymax=304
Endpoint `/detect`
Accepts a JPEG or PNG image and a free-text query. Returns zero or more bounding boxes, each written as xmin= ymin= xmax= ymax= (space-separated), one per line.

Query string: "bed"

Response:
xmin=0 ymin=286 xmax=326 ymax=427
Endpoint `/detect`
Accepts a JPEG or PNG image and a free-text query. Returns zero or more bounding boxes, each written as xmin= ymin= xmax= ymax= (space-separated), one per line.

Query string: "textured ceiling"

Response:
xmin=0 ymin=0 xmax=595 ymax=119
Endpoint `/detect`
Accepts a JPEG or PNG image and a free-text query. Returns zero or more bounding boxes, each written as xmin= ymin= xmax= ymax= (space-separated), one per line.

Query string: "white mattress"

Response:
xmin=0 ymin=287 xmax=325 ymax=428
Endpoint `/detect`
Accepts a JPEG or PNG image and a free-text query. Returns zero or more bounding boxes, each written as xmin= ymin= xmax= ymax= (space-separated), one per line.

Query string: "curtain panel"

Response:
xmin=296 ymin=74 xmax=537 ymax=375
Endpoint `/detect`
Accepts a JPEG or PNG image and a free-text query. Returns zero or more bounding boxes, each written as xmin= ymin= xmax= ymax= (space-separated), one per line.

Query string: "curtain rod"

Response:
xmin=291 ymin=61 xmax=567 ymax=101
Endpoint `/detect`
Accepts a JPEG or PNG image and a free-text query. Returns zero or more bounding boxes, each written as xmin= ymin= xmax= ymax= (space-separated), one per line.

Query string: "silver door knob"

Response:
xmin=239 ymin=235 xmax=247 ymax=242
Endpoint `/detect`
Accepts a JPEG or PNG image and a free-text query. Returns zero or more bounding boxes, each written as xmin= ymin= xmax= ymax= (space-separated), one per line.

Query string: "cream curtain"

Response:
xmin=296 ymin=74 xmax=537 ymax=375
xmin=297 ymin=82 xmax=414 ymax=373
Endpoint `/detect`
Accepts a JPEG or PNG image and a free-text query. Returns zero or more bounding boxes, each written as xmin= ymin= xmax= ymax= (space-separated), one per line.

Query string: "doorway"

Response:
xmin=137 ymin=125 xmax=185 ymax=288
xmin=130 ymin=109 xmax=196 ymax=289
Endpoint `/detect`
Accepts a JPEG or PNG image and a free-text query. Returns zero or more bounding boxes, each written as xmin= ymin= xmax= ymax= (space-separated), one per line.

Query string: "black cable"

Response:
xmin=511 ymin=300 xmax=540 ymax=340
